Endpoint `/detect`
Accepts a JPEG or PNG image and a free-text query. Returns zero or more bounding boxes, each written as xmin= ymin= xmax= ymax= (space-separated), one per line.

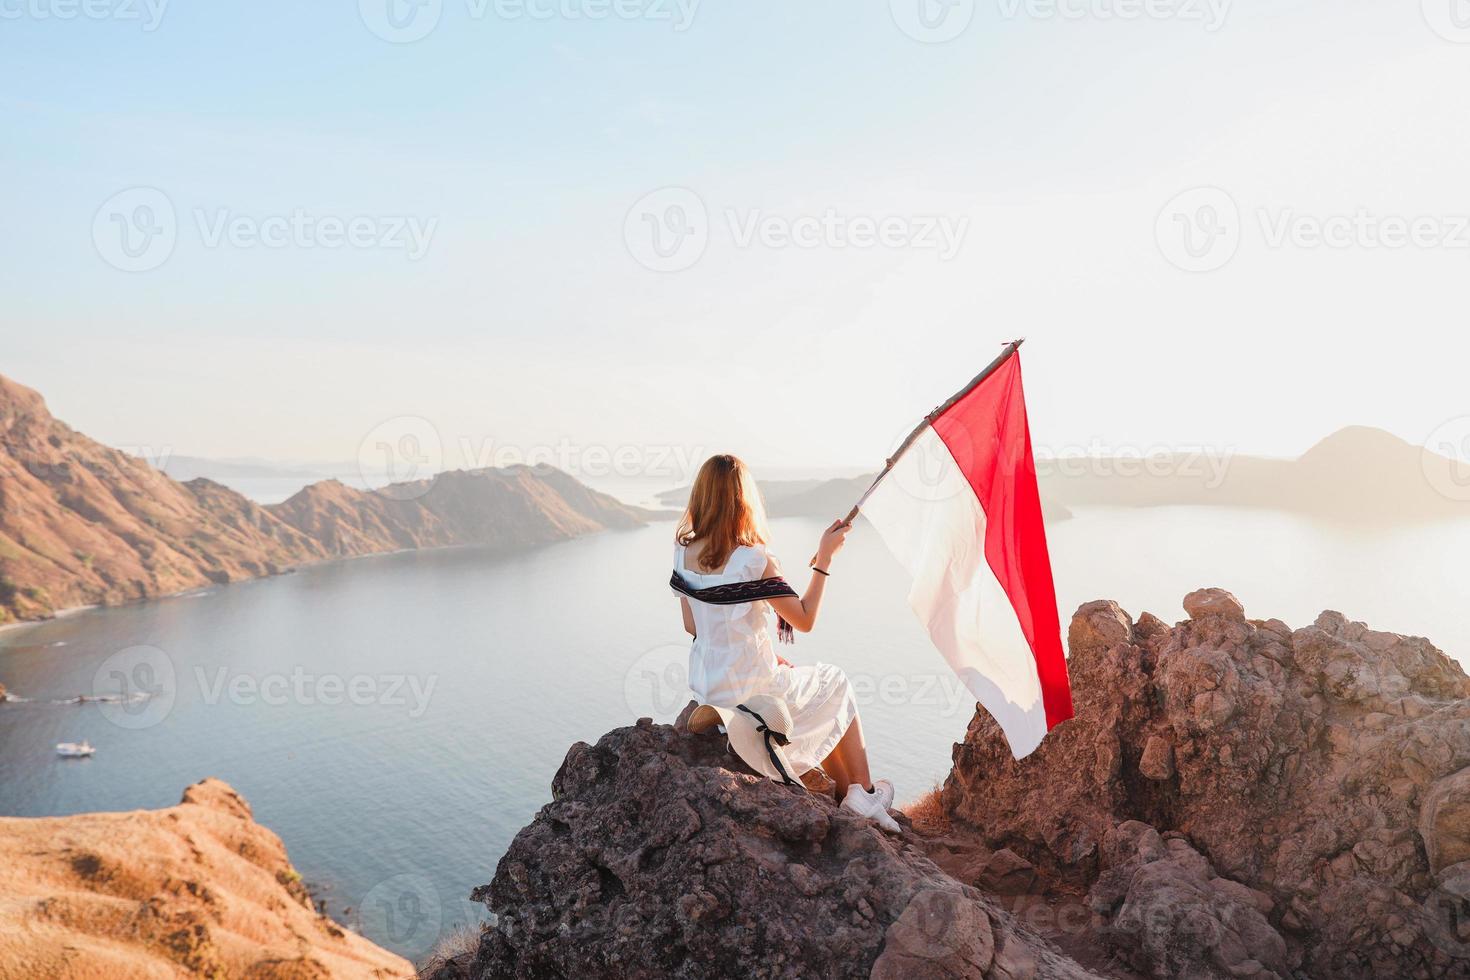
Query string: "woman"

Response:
xmin=672 ymin=454 xmax=898 ymax=833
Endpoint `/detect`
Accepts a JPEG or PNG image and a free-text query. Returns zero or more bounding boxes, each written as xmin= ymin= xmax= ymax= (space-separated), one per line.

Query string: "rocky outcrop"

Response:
xmin=431 ymin=591 xmax=1470 ymax=979
xmin=0 ymin=778 xmax=410 ymax=978
xmin=944 ymin=589 xmax=1470 ymax=979
xmin=0 ymin=372 xmax=651 ymax=622
xmin=442 ymin=720 xmax=1104 ymax=980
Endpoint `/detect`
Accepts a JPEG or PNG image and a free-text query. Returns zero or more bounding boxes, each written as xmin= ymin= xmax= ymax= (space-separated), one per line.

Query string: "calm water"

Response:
xmin=1 ymin=509 xmax=1467 ymax=961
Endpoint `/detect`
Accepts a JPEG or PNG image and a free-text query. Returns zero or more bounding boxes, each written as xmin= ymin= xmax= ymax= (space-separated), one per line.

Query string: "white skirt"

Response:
xmin=764 ymin=662 xmax=860 ymax=772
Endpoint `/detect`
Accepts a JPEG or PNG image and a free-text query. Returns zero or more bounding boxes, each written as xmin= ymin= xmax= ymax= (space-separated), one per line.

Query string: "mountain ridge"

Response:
xmin=0 ymin=373 xmax=653 ymax=624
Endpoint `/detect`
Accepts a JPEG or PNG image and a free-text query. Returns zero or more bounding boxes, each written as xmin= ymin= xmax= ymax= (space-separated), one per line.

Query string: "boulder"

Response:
xmin=1182 ymin=588 xmax=1246 ymax=622
xmin=1089 ymin=821 xmax=1289 ymax=979
xmin=974 ymin=849 xmax=1038 ymax=896
xmin=1137 ymin=736 xmax=1174 ymax=781
xmin=448 ymin=720 xmax=1104 ymax=980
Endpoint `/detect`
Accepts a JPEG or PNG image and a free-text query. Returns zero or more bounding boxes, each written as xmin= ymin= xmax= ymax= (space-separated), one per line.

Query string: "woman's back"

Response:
xmin=676 ymin=542 xmax=778 ymax=705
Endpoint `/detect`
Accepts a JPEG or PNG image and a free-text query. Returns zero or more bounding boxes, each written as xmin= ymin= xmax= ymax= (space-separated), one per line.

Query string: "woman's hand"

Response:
xmin=814 ymin=519 xmax=852 ymax=569
xmin=776 ymin=654 xmax=793 ymax=668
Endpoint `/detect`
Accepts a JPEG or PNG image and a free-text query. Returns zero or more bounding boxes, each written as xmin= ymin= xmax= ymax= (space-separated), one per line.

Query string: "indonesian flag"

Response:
xmin=862 ymin=350 xmax=1073 ymax=759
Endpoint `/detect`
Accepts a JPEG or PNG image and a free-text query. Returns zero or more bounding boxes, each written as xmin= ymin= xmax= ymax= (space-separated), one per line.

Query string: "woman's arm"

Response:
xmin=680 ymin=596 xmax=696 ymax=638
xmin=764 ymin=519 xmax=851 ymax=633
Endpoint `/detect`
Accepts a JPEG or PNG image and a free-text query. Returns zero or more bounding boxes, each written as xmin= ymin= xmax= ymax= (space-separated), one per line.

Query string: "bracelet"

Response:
xmin=810 ymin=564 xmax=830 ymax=577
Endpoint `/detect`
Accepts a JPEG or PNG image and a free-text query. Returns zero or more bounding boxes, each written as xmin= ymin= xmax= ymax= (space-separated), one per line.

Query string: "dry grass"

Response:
xmin=0 ymin=779 xmax=412 ymax=980
xmin=899 ymin=784 xmax=951 ymax=836
xmin=417 ymin=922 xmax=483 ymax=978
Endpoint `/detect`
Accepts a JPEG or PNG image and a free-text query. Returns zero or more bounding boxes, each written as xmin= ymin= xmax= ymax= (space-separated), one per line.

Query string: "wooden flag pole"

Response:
xmin=839 ymin=338 xmax=1026 ymax=526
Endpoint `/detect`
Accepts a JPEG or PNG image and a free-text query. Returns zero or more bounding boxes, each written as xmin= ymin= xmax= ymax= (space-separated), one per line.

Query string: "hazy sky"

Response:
xmin=4 ymin=0 xmax=1469 ymax=479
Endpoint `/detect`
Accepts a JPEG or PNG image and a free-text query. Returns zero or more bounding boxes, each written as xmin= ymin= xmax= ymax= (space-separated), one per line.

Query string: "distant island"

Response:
xmin=657 ymin=426 xmax=1469 ymax=525
xmin=0 ymin=374 xmax=655 ymax=625
xmin=1035 ymin=425 xmax=1469 ymax=522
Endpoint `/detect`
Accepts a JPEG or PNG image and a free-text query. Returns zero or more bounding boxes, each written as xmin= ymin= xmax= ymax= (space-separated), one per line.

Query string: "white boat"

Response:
xmin=56 ymin=741 xmax=95 ymax=758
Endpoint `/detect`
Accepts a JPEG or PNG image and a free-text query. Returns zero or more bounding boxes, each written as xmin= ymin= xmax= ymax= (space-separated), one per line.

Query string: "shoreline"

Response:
xmin=0 ymin=520 xmax=680 ymax=641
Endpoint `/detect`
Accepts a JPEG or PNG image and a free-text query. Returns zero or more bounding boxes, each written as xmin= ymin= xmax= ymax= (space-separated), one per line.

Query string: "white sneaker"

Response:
xmin=873 ymin=779 xmax=895 ymax=810
xmin=841 ymin=784 xmax=901 ymax=834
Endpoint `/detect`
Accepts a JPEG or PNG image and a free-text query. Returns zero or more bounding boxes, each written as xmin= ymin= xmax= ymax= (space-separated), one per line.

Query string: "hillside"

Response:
xmin=0 ymin=778 xmax=410 ymax=979
xmin=269 ymin=467 xmax=649 ymax=559
xmin=1035 ymin=426 xmax=1469 ymax=521
xmin=0 ymin=374 xmax=652 ymax=623
xmin=0 ymin=375 xmax=328 ymax=622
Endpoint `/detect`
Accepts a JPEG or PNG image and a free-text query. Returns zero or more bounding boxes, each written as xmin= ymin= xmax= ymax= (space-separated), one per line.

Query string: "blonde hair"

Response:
xmin=677 ymin=454 xmax=770 ymax=572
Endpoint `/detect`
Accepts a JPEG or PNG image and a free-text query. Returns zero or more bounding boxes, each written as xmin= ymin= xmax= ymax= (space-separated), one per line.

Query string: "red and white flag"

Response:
xmin=861 ymin=348 xmax=1073 ymax=759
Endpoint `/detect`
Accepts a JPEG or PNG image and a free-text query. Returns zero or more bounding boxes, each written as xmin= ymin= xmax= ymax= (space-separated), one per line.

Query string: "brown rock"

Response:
xmin=1183 ymin=587 xmax=1246 ymax=621
xmin=1090 ymin=821 xmax=1290 ymax=979
xmin=944 ymin=593 xmax=1470 ymax=979
xmin=975 ymin=849 xmax=1037 ymax=895
xmin=453 ymin=722 xmax=1104 ymax=979
xmin=870 ymin=888 xmax=994 ymax=979
xmin=1138 ymin=735 xmax=1175 ymax=781
xmin=1069 ymin=600 xmax=1134 ymax=654
xmin=1421 ymin=768 xmax=1470 ymax=874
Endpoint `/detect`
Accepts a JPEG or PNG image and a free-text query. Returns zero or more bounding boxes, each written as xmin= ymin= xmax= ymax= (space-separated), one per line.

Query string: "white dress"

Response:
xmin=675 ymin=543 xmax=860 ymax=773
